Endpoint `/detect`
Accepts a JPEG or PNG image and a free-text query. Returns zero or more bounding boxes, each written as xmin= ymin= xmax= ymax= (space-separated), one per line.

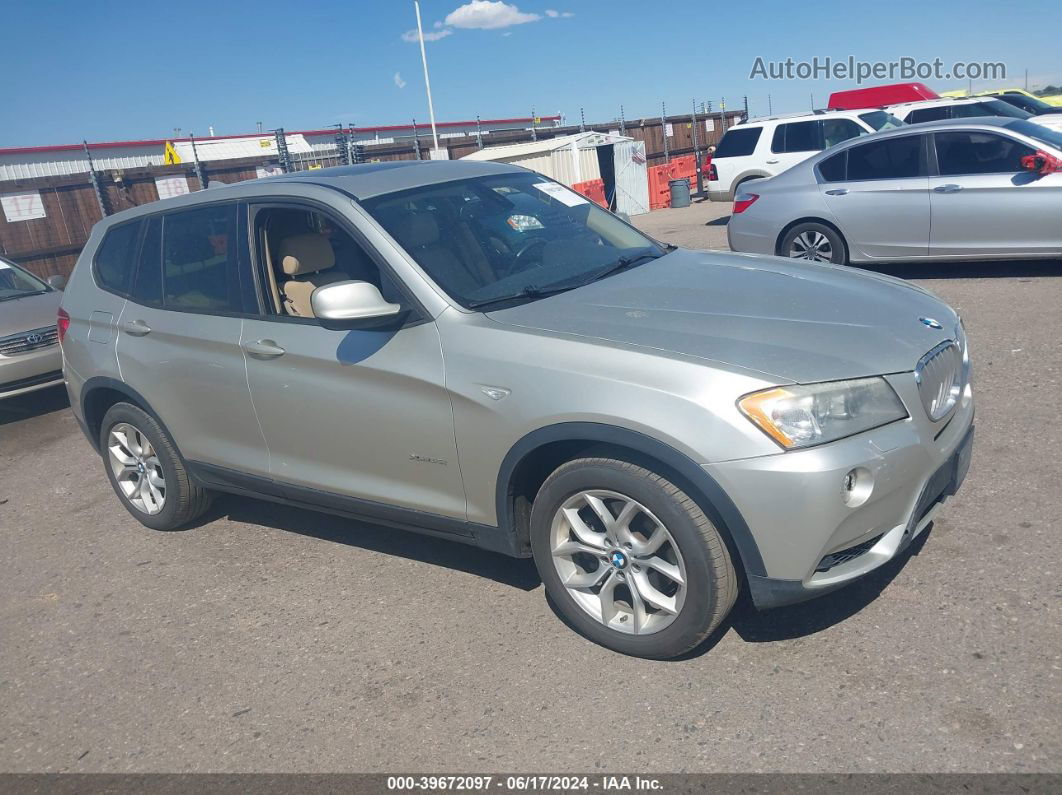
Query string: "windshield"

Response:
xmin=0 ymin=258 xmax=50 ymax=302
xmin=1005 ymin=119 xmax=1062 ymax=151
xmin=858 ymin=110 xmax=905 ymax=131
xmin=997 ymin=93 xmax=1054 ymax=113
xmin=362 ymin=172 xmax=664 ymax=309
xmin=961 ymin=99 xmax=1032 ymax=120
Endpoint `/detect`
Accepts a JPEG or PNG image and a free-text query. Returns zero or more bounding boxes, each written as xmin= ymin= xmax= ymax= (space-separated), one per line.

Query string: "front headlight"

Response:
xmin=738 ymin=377 xmax=908 ymax=449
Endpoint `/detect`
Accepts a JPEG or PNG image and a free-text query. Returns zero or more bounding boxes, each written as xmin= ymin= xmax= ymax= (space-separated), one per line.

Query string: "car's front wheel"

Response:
xmin=780 ymin=221 xmax=848 ymax=265
xmin=530 ymin=457 xmax=737 ymax=659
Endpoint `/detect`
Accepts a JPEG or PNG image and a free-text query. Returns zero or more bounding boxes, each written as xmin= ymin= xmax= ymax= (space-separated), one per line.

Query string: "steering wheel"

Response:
xmin=511 ymin=237 xmax=548 ymax=271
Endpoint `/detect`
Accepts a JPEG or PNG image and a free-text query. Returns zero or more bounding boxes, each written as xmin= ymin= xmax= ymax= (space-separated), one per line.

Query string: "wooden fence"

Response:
xmin=0 ymin=111 xmax=742 ymax=280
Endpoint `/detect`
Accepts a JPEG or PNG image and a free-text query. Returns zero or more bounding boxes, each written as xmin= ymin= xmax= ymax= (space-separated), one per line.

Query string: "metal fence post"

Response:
xmin=660 ymin=101 xmax=669 ymax=163
xmin=82 ymin=141 xmax=108 ymax=217
xmin=691 ymin=98 xmax=702 ymax=196
xmin=272 ymin=128 xmax=292 ymax=173
xmin=189 ymin=133 xmax=207 ymax=188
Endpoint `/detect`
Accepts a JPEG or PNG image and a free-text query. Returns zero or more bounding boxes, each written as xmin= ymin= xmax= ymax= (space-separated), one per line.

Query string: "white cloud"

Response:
xmin=444 ymin=1 xmax=540 ymax=30
xmin=546 ymin=9 xmax=574 ymax=17
xmin=434 ymin=20 xmax=443 ymax=28
xmin=401 ymin=27 xmax=454 ymax=42
xmin=502 ymin=31 xmax=512 ymax=36
xmin=393 ymin=72 xmax=407 ymax=89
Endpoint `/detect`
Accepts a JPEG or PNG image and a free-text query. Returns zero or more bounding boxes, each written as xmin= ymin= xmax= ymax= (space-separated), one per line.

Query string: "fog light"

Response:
xmin=841 ymin=467 xmax=873 ymax=507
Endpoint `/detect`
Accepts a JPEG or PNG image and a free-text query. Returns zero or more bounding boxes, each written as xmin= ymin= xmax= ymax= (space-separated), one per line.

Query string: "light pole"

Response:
xmin=413 ymin=0 xmax=440 ymax=152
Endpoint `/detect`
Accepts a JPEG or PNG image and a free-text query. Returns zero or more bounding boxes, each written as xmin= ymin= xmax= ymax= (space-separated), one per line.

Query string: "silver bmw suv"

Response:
xmin=59 ymin=161 xmax=974 ymax=658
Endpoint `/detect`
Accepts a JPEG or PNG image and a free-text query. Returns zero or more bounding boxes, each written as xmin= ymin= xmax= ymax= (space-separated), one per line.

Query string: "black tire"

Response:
xmin=779 ymin=221 xmax=848 ymax=265
xmin=99 ymin=402 xmax=212 ymax=531
xmin=530 ymin=457 xmax=737 ymax=659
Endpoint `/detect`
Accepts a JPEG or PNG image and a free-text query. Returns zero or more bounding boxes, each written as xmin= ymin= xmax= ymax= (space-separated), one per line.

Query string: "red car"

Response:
xmin=828 ymin=82 xmax=939 ymax=110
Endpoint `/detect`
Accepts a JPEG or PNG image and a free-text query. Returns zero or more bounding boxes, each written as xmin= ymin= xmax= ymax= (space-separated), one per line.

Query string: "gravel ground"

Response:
xmin=1 ymin=201 xmax=1059 ymax=773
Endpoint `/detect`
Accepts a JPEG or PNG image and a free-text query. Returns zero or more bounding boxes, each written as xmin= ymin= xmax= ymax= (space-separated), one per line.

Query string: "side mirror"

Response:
xmin=311 ymin=280 xmax=404 ymax=329
xmin=46 ymin=274 xmax=66 ymax=291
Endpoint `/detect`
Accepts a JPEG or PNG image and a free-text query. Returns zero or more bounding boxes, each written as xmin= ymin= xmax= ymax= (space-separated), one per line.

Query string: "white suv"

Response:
xmin=707 ymin=108 xmax=904 ymax=202
xmin=886 ymin=96 xmax=1062 ymax=133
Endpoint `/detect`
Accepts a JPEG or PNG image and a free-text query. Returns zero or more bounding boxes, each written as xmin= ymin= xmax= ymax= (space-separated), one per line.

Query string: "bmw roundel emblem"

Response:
xmin=610 ymin=550 xmax=628 ymax=569
xmin=919 ymin=317 xmax=943 ymax=330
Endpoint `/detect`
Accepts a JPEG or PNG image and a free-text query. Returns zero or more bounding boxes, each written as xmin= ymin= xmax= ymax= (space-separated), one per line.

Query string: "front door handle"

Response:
xmin=121 ymin=319 xmax=152 ymax=336
xmin=934 ymin=183 xmax=963 ymax=193
xmin=825 ymin=188 xmax=849 ymax=196
xmin=241 ymin=339 xmax=286 ymax=359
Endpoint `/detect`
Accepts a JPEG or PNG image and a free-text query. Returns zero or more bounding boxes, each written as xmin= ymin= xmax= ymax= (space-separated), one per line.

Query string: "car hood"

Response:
xmin=486 ymin=249 xmax=959 ymax=383
xmin=0 ymin=290 xmax=62 ymax=337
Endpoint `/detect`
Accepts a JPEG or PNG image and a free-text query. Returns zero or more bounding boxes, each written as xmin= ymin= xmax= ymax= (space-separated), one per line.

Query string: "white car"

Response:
xmin=707 ymin=108 xmax=904 ymax=202
xmin=886 ymin=96 xmax=1062 ymax=133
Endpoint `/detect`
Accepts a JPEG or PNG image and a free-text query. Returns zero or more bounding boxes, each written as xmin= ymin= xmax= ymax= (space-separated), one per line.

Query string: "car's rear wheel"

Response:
xmin=781 ymin=222 xmax=848 ymax=265
xmin=530 ymin=457 xmax=737 ymax=659
xmin=100 ymin=402 xmax=211 ymax=531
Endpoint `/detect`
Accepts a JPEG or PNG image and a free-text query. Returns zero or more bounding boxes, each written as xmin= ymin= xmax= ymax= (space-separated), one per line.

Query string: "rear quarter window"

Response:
xmin=713 ymin=127 xmax=762 ymax=157
xmin=93 ymin=220 xmax=142 ymax=297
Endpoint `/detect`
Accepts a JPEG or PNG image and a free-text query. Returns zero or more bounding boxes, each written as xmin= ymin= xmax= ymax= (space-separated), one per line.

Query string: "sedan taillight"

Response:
xmin=57 ymin=307 xmax=70 ymax=345
xmin=733 ymin=193 xmax=760 ymax=214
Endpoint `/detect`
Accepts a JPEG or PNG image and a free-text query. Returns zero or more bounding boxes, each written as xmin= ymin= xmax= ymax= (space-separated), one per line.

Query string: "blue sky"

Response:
xmin=4 ymin=0 xmax=1061 ymax=147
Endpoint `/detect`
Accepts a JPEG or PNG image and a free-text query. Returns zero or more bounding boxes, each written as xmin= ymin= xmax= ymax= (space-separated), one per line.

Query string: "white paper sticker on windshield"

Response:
xmin=532 ymin=182 xmax=588 ymax=207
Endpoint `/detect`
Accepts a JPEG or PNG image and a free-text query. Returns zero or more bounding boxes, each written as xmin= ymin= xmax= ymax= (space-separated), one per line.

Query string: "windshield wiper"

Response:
xmin=0 ymin=290 xmax=47 ymax=302
xmin=585 ymin=251 xmax=662 ymax=285
xmin=466 ymin=282 xmax=578 ymax=310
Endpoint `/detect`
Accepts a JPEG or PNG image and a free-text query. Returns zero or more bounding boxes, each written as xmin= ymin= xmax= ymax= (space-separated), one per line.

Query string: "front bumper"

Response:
xmin=704 ymin=373 xmax=974 ymax=609
xmin=0 ymin=344 xmax=63 ymax=399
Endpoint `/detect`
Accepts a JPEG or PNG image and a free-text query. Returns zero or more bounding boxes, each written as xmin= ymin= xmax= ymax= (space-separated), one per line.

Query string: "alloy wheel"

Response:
xmin=107 ymin=422 xmax=166 ymax=515
xmin=550 ymin=489 xmax=687 ymax=635
xmin=789 ymin=230 xmax=834 ymax=262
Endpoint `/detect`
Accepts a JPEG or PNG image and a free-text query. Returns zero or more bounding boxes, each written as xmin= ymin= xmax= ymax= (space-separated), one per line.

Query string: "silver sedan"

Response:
xmin=727 ymin=117 xmax=1062 ymax=265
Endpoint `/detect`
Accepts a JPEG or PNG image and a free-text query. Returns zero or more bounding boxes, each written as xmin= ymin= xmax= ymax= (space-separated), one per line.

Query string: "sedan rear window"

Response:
xmin=713 ymin=127 xmax=762 ymax=157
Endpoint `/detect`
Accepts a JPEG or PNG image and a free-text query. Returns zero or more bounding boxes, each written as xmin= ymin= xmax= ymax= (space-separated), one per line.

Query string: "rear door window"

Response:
xmin=907 ymin=106 xmax=950 ymax=124
xmin=713 ymin=127 xmax=762 ymax=157
xmin=93 ymin=220 xmax=142 ymax=297
xmin=846 ymin=135 xmax=924 ymax=180
xmin=934 ymin=132 xmax=1036 ymax=175
xmin=771 ymin=120 xmax=821 ymax=153
xmin=161 ymin=203 xmax=246 ymax=313
xmin=822 ymin=119 xmax=866 ymax=148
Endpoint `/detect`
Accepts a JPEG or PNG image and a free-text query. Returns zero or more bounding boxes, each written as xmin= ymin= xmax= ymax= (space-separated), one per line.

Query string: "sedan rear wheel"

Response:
xmin=781 ymin=222 xmax=847 ymax=265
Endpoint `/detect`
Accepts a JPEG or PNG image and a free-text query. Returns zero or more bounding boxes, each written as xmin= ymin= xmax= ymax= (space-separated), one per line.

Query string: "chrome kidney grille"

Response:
xmin=915 ymin=340 xmax=963 ymax=421
xmin=0 ymin=326 xmax=59 ymax=357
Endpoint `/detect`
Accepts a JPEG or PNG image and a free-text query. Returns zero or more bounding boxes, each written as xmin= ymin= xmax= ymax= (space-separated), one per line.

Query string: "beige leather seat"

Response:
xmin=277 ymin=233 xmax=347 ymax=317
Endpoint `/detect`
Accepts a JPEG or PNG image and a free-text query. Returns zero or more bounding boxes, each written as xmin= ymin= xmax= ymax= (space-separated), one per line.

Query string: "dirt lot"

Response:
xmin=1 ymin=200 xmax=1060 ymax=773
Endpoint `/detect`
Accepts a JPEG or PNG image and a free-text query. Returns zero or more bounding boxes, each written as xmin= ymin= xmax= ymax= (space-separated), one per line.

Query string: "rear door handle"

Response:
xmin=241 ymin=339 xmax=286 ymax=359
xmin=765 ymin=159 xmax=780 ymax=164
xmin=934 ymin=183 xmax=962 ymax=193
xmin=824 ymin=188 xmax=849 ymax=196
xmin=121 ymin=319 xmax=152 ymax=336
